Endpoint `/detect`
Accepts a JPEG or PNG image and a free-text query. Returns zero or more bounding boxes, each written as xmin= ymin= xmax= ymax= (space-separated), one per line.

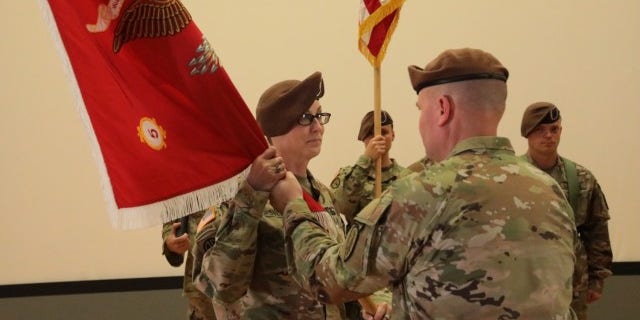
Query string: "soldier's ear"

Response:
xmin=437 ymin=95 xmax=453 ymax=126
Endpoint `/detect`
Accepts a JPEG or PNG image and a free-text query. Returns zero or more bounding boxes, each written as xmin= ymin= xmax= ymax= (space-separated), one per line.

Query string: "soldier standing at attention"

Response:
xmin=330 ymin=110 xmax=406 ymax=223
xmin=193 ymin=72 xmax=388 ymax=319
xmin=270 ymin=48 xmax=578 ymax=319
xmin=520 ymin=102 xmax=612 ymax=320
xmin=330 ymin=110 xmax=402 ymax=318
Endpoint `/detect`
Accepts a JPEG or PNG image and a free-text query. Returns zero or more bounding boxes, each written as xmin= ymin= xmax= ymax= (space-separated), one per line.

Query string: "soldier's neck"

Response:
xmin=285 ymin=158 xmax=310 ymax=177
xmin=528 ymin=150 xmax=559 ymax=170
xmin=381 ymin=153 xmax=392 ymax=168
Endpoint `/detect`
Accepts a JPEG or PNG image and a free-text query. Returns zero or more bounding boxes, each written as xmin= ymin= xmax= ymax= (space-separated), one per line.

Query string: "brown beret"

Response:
xmin=255 ymin=72 xmax=324 ymax=137
xmin=357 ymin=110 xmax=393 ymax=141
xmin=408 ymin=48 xmax=509 ymax=94
xmin=520 ymin=102 xmax=561 ymax=137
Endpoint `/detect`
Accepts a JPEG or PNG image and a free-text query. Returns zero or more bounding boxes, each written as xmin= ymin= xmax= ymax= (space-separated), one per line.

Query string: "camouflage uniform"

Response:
xmin=405 ymin=156 xmax=434 ymax=173
xmin=162 ymin=210 xmax=216 ymax=320
xmin=330 ymin=155 xmax=406 ymax=318
xmin=283 ymin=137 xmax=577 ymax=319
xmin=330 ymin=155 xmax=406 ymax=223
xmin=522 ymin=154 xmax=612 ymax=319
xmin=193 ymin=173 xmax=347 ymax=320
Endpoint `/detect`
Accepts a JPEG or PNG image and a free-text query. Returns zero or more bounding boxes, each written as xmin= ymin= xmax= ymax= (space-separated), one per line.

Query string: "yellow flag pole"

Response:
xmin=357 ymin=66 xmax=383 ymax=318
xmin=373 ymin=66 xmax=382 ymax=197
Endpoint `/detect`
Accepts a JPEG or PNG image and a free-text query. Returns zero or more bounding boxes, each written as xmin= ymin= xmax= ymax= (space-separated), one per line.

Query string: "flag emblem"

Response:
xmin=137 ymin=117 xmax=167 ymax=150
xmin=113 ymin=0 xmax=192 ymax=53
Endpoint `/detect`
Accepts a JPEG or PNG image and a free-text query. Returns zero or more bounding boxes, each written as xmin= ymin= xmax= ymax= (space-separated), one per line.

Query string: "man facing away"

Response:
xmin=269 ymin=48 xmax=578 ymax=319
xmin=520 ymin=102 xmax=612 ymax=320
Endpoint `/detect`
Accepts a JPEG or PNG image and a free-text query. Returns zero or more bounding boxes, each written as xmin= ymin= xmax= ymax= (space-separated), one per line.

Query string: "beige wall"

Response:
xmin=1 ymin=0 xmax=638 ymax=284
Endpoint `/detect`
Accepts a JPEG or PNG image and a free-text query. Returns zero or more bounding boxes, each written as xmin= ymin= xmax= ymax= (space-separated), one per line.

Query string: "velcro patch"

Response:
xmin=354 ymin=195 xmax=391 ymax=226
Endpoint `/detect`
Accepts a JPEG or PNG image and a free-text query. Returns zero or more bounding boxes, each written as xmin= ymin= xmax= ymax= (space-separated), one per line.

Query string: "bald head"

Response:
xmin=416 ymin=78 xmax=507 ymax=162
xmin=424 ymin=79 xmax=507 ymax=122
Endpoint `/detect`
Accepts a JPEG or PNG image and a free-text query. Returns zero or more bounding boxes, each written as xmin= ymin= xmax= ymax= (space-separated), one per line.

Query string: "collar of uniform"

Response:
xmin=448 ymin=136 xmax=514 ymax=158
xmin=296 ymin=170 xmax=321 ymax=200
xmin=366 ymin=158 xmax=401 ymax=179
xmin=522 ymin=152 xmax=562 ymax=174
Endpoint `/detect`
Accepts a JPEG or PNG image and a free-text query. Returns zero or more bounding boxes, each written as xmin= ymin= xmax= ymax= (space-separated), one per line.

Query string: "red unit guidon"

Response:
xmin=41 ymin=0 xmax=267 ymax=229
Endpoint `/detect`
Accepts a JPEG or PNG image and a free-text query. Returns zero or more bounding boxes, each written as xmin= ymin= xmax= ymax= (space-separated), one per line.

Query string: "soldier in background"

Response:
xmin=330 ymin=110 xmax=406 ymax=223
xmin=270 ymin=48 xmax=577 ymax=319
xmin=162 ymin=211 xmax=216 ymax=320
xmin=330 ymin=110 xmax=402 ymax=318
xmin=520 ymin=102 xmax=613 ymax=319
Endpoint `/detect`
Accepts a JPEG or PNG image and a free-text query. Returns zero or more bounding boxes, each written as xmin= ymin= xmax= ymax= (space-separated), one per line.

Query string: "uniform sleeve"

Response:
xmin=162 ymin=221 xmax=184 ymax=267
xmin=404 ymin=156 xmax=434 ymax=173
xmin=283 ymin=190 xmax=409 ymax=304
xmin=182 ymin=211 xmax=205 ymax=294
xmin=580 ymin=180 xmax=613 ymax=293
xmin=193 ymin=209 xmax=221 ymax=298
xmin=199 ymin=181 xmax=269 ymax=304
xmin=330 ymin=155 xmax=374 ymax=224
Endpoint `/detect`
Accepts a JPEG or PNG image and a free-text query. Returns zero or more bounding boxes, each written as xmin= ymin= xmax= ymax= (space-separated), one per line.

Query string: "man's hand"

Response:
xmin=269 ymin=172 xmax=302 ymax=213
xmin=247 ymin=146 xmax=287 ymax=191
xmin=587 ymin=289 xmax=602 ymax=303
xmin=361 ymin=302 xmax=391 ymax=320
xmin=364 ymin=135 xmax=387 ymax=161
xmin=165 ymin=222 xmax=189 ymax=255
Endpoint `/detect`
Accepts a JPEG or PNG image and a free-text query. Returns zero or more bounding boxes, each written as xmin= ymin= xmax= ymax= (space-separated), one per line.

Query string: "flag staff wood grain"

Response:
xmin=358 ymin=64 xmax=382 ymax=317
xmin=373 ymin=66 xmax=383 ymax=197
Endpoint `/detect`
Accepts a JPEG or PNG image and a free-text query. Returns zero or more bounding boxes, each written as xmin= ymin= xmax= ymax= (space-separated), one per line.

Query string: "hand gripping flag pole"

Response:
xmin=358 ymin=0 xmax=406 ymax=315
xmin=40 ymin=0 xmax=268 ymax=230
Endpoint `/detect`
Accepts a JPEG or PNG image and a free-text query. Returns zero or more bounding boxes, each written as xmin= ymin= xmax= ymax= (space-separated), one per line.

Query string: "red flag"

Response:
xmin=41 ymin=0 xmax=267 ymax=229
xmin=358 ymin=0 xmax=406 ymax=67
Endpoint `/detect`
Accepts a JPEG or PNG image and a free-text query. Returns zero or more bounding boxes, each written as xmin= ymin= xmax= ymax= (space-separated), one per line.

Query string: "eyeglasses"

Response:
xmin=298 ymin=112 xmax=331 ymax=126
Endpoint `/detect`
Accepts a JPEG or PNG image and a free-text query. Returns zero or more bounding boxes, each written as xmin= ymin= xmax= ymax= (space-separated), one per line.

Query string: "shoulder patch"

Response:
xmin=196 ymin=208 xmax=217 ymax=233
xmin=354 ymin=196 xmax=391 ymax=226
xmin=330 ymin=176 xmax=341 ymax=189
xmin=340 ymin=224 xmax=361 ymax=261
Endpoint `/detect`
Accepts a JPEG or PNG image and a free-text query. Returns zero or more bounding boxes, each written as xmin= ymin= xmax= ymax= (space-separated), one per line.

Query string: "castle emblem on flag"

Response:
xmin=137 ymin=117 xmax=167 ymax=150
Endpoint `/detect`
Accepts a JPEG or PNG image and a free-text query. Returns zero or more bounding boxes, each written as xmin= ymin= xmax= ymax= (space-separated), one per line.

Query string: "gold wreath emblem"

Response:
xmin=113 ymin=0 xmax=192 ymax=53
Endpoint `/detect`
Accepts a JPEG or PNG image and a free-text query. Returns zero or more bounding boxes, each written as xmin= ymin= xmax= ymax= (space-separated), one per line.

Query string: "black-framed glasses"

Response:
xmin=298 ymin=112 xmax=331 ymax=126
